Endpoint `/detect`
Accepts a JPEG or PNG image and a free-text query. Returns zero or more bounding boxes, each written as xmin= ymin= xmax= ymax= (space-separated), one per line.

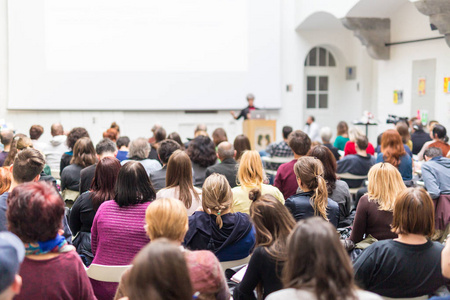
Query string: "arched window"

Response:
xmin=304 ymin=47 xmax=336 ymax=67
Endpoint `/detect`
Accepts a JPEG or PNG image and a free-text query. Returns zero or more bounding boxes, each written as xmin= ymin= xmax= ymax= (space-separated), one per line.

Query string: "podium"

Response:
xmin=243 ymin=119 xmax=277 ymax=152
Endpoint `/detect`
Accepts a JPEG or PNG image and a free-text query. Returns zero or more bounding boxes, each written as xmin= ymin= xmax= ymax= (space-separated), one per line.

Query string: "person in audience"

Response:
xmin=212 ymin=128 xmax=228 ymax=147
xmin=334 ymin=121 xmax=350 ymax=151
xmin=115 ymin=197 xmax=230 ymax=300
xmin=205 ymin=141 xmax=238 ymax=188
xmin=29 ymin=125 xmax=45 ymax=151
xmin=411 ymin=119 xmax=432 ymax=155
xmin=110 ymin=122 xmax=120 ymax=134
xmin=348 ymin=163 xmax=406 ymax=245
xmin=69 ymin=157 xmax=121 ymax=266
xmin=0 ymin=167 xmax=11 ymax=195
xmin=344 ymin=127 xmax=375 ymax=156
xmin=303 ymin=115 xmax=321 ymax=143
xmin=7 ymin=181 xmax=95 ymax=299
xmin=120 ymin=239 xmax=194 ymax=300
xmin=42 ymin=123 xmax=68 ymax=171
xmin=0 ymin=129 xmax=13 ymax=167
xmin=232 ymin=150 xmax=284 ymax=214
xmin=60 ymin=127 xmax=89 ymax=174
xmin=60 ymin=137 xmax=97 ymax=193
xmin=184 ymin=174 xmax=255 ymax=261
xmin=376 ymin=129 xmax=412 ymax=181
xmin=354 ymin=188 xmax=447 ymax=298
xmin=337 ymin=135 xmax=375 ymax=188
xmin=91 ymin=161 xmax=155 ymax=300
xmin=0 ymin=232 xmax=24 ymax=300
xmin=115 ymin=136 xmax=130 ymax=162
xmin=422 ymin=147 xmax=450 ymax=200
xmin=167 ymin=132 xmax=184 ymax=149
xmin=429 ymin=120 xmax=440 ymax=133
xmin=320 ymin=127 xmax=340 ymax=161
xmin=187 ymin=135 xmax=217 ymax=187
xmin=284 ymin=156 xmax=339 ymax=227
xmin=148 ymin=127 xmax=166 ymax=163
xmin=274 ymin=130 xmax=311 ymax=200
xmin=148 ymin=123 xmax=162 ymax=145
xmin=234 ymin=134 xmax=251 ymax=162
xmin=157 ymin=150 xmax=202 ymax=215
xmin=233 ymin=189 xmax=295 ymax=299
xmin=194 ymin=124 xmax=208 ymax=137
xmin=396 ymin=122 xmax=413 ymax=153
xmin=121 ymin=137 xmax=161 ymax=176
xmin=442 ymin=237 xmax=450 ymax=279
xmin=307 ymin=145 xmax=351 ymax=226
xmin=3 ymin=136 xmax=33 ymax=167
xmin=266 ymin=218 xmax=382 ymax=300
xmin=102 ymin=127 xmax=119 ymax=142
xmin=263 ymin=126 xmax=294 ymax=172
xmin=418 ymin=124 xmax=450 ymax=160
xmin=149 ymin=139 xmax=180 ymax=192
xmin=79 ymin=138 xmax=117 ymax=194
xmin=230 ymin=93 xmax=257 ymax=120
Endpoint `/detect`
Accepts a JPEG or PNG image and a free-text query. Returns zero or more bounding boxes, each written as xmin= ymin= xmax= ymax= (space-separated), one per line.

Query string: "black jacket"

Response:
xmin=205 ymin=158 xmax=238 ymax=188
xmin=411 ymin=129 xmax=432 ymax=155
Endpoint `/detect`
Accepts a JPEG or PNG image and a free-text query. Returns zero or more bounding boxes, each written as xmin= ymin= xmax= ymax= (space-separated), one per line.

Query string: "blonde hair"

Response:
xmin=294 ymin=157 xmax=329 ymax=221
xmin=367 ymin=163 xmax=406 ymax=211
xmin=348 ymin=127 xmax=363 ymax=142
xmin=237 ymin=150 xmax=264 ymax=188
xmin=202 ymin=174 xmax=233 ymax=229
xmin=145 ymin=198 xmax=188 ymax=242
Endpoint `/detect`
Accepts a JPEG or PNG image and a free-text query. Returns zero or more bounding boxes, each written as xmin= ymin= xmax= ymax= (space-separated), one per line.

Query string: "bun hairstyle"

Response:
xmin=249 ymin=188 xmax=261 ymax=202
xmin=294 ymin=156 xmax=329 ymax=221
xmin=202 ymin=174 xmax=233 ymax=229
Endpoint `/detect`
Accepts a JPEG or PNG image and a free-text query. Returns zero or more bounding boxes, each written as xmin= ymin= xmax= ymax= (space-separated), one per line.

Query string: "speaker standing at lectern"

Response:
xmin=230 ymin=93 xmax=257 ymax=120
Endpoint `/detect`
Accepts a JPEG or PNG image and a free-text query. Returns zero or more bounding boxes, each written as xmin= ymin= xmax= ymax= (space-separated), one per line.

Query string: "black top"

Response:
xmin=233 ymin=247 xmax=283 ymax=300
xmin=60 ymin=164 xmax=83 ymax=191
xmin=323 ymin=143 xmax=341 ymax=161
xmin=205 ymin=158 xmax=238 ymax=188
xmin=148 ymin=146 xmax=162 ymax=164
xmin=79 ymin=164 xmax=96 ymax=194
xmin=69 ymin=192 xmax=95 ymax=235
xmin=235 ymin=106 xmax=257 ymax=120
xmin=60 ymin=152 xmax=72 ymax=175
xmin=285 ymin=191 xmax=340 ymax=228
xmin=411 ymin=129 xmax=432 ymax=155
xmin=354 ymin=239 xmax=447 ymax=298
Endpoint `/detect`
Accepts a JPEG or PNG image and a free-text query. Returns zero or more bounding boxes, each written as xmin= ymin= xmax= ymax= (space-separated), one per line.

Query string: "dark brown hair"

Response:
xmin=186 ymin=136 xmax=217 ymax=168
xmin=12 ymin=148 xmax=45 ymax=183
xmin=29 ymin=125 xmax=44 ymax=140
xmin=212 ymin=128 xmax=228 ymax=146
xmin=283 ymin=217 xmax=357 ymax=300
xmin=307 ymin=145 xmax=337 ymax=194
xmin=90 ymin=157 xmax=121 ymax=212
xmin=167 ymin=132 xmax=184 ymax=149
xmin=154 ymin=127 xmax=167 ymax=143
xmin=70 ymin=137 xmax=97 ymax=168
xmin=66 ymin=127 xmax=90 ymax=150
xmin=396 ymin=122 xmax=410 ymax=145
xmin=288 ymin=130 xmax=311 ymax=156
xmin=157 ymin=140 xmax=181 ymax=165
xmin=381 ymin=129 xmax=406 ymax=168
xmin=4 ymin=136 xmax=33 ymax=167
xmin=234 ymin=134 xmax=251 ymax=161
xmin=337 ymin=121 xmax=349 ymax=136
xmin=391 ymin=187 xmax=434 ymax=237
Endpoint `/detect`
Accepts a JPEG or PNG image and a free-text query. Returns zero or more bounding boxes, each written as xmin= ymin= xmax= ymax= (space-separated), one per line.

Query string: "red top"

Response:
xmin=428 ymin=140 xmax=450 ymax=157
xmin=17 ymin=250 xmax=96 ymax=300
xmin=274 ymin=159 xmax=298 ymax=200
xmin=344 ymin=141 xmax=375 ymax=156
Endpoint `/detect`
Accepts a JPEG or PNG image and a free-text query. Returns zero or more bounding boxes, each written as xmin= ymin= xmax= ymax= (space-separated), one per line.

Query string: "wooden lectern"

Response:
xmin=243 ymin=119 xmax=277 ymax=152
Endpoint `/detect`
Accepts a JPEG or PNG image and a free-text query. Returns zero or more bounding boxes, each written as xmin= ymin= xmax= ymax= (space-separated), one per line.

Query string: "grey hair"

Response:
xmin=128 ymin=137 xmax=150 ymax=159
xmin=320 ymin=127 xmax=333 ymax=143
xmin=217 ymin=141 xmax=235 ymax=159
xmin=246 ymin=93 xmax=255 ymax=100
xmin=424 ymin=147 xmax=443 ymax=159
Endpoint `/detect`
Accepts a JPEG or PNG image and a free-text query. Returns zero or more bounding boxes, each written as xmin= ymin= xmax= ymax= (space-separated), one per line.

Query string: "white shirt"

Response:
xmin=303 ymin=122 xmax=321 ymax=142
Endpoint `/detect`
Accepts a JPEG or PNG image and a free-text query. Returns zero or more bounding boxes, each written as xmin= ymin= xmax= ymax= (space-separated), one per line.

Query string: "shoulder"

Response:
xmin=96 ymin=200 xmax=116 ymax=213
xmin=327 ymin=198 xmax=339 ymax=209
xmin=266 ymin=289 xmax=303 ymax=300
xmin=355 ymin=290 xmax=383 ymax=300
xmin=335 ymin=180 xmax=349 ymax=190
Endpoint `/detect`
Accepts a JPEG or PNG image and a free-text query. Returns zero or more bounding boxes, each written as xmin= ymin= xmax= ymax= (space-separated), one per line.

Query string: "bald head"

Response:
xmin=51 ymin=123 xmax=64 ymax=136
xmin=217 ymin=141 xmax=235 ymax=160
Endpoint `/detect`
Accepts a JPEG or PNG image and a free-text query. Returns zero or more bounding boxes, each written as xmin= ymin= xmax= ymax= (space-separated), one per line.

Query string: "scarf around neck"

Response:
xmin=24 ymin=235 xmax=73 ymax=256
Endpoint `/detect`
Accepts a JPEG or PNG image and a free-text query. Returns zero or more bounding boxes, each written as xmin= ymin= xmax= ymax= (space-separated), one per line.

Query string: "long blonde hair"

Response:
xmin=294 ymin=157 xmax=329 ymax=221
xmin=237 ymin=150 xmax=264 ymax=188
xmin=202 ymin=174 xmax=233 ymax=229
xmin=367 ymin=163 xmax=406 ymax=211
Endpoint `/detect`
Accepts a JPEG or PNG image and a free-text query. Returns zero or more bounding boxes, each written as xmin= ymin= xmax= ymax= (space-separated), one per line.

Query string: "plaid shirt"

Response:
xmin=265 ymin=141 xmax=294 ymax=170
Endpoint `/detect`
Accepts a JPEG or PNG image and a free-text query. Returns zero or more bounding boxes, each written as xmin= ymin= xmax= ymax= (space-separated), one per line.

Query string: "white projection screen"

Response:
xmin=8 ymin=0 xmax=281 ymax=110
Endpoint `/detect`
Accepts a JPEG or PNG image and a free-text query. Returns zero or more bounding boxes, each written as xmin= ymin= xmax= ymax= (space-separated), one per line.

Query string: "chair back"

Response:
xmin=382 ymin=296 xmax=427 ymax=300
xmin=86 ymin=264 xmax=132 ymax=283
xmin=220 ymin=256 xmax=251 ymax=270
xmin=336 ymin=172 xmax=368 ymax=180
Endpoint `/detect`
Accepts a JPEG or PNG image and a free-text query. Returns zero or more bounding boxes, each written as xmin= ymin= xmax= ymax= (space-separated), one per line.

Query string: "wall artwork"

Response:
xmin=418 ymin=78 xmax=426 ymax=96
xmin=444 ymin=77 xmax=450 ymax=94
xmin=393 ymin=90 xmax=403 ymax=104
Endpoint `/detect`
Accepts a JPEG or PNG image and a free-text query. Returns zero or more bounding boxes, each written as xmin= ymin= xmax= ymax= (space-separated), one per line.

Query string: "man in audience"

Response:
xmin=411 ymin=120 xmax=432 ymax=155
xmin=149 ymin=139 xmax=181 ymax=192
xmin=0 ymin=232 xmax=24 ymax=300
xmin=29 ymin=125 xmax=45 ymax=152
xmin=149 ymin=127 xmax=166 ymax=163
xmin=320 ymin=127 xmax=340 ymax=161
xmin=205 ymin=141 xmax=238 ymax=188
xmin=148 ymin=123 xmax=161 ymax=145
xmin=264 ymin=126 xmax=294 ymax=171
xmin=274 ymin=130 xmax=311 ymax=199
xmin=230 ymin=93 xmax=257 ymax=120
xmin=303 ymin=115 xmax=321 ymax=142
xmin=337 ymin=135 xmax=375 ymax=188
xmin=0 ymin=129 xmax=13 ymax=167
xmin=185 ymin=124 xmax=208 ymax=149
xmin=79 ymin=138 xmax=117 ymax=194
xmin=42 ymin=123 xmax=68 ymax=171
xmin=422 ymin=147 xmax=450 ymax=200
xmin=116 ymin=136 xmax=130 ymax=162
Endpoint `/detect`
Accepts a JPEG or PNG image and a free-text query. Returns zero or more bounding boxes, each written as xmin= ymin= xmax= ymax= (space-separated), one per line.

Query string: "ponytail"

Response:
xmin=312 ymin=175 xmax=329 ymax=221
xmin=202 ymin=174 xmax=233 ymax=229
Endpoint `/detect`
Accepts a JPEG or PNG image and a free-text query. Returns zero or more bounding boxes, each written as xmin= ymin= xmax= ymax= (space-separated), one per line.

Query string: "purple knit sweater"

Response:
xmin=91 ymin=200 xmax=151 ymax=300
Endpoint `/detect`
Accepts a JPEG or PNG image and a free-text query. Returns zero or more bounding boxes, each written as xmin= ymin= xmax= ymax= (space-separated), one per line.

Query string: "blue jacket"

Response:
xmin=422 ymin=156 xmax=450 ymax=199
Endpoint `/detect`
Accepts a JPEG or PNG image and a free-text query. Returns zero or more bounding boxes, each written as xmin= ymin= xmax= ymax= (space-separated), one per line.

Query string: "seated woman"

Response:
xmin=115 ymin=197 xmax=230 ymax=300
xmin=232 ymin=150 xmax=284 ymax=214
xmin=376 ymin=129 xmax=412 ymax=181
xmin=349 ymin=163 xmax=406 ymax=244
xmin=418 ymin=124 xmax=450 ymax=160
xmin=91 ymin=161 xmax=155 ymax=300
xmin=285 ymin=156 xmax=339 ymax=228
xmin=233 ymin=189 xmax=295 ymax=300
xmin=266 ymin=218 xmax=381 ymax=300
xmin=233 ymin=134 xmax=251 ymax=162
xmin=157 ymin=150 xmax=202 ymax=215
xmin=333 ymin=121 xmax=350 ymax=151
xmin=3 ymin=136 xmax=33 ymax=167
xmin=121 ymin=137 xmax=161 ymax=176
xmin=187 ymin=135 xmax=217 ymax=187
xmin=354 ymin=188 xmax=448 ymax=298
xmin=344 ymin=127 xmax=375 ymax=156
xmin=69 ymin=157 xmax=121 ymax=265
xmin=7 ymin=181 xmax=95 ymax=299
xmin=184 ymin=174 xmax=255 ymax=262
xmin=307 ymin=145 xmax=351 ymax=226
xmin=60 ymin=127 xmax=90 ymax=174
xmin=60 ymin=137 xmax=97 ymax=193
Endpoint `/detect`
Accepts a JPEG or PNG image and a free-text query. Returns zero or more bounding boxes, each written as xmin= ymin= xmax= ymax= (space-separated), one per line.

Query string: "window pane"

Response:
xmin=319 ymin=48 xmax=327 ymax=66
xmin=308 ymin=48 xmax=317 ymax=66
xmin=304 ymin=57 xmax=308 ymax=66
xmin=319 ymin=76 xmax=328 ymax=91
xmin=329 ymin=53 xmax=336 ymax=66
xmin=307 ymin=94 xmax=316 ymax=108
xmin=307 ymin=76 xmax=316 ymax=91
xmin=319 ymin=94 xmax=328 ymax=108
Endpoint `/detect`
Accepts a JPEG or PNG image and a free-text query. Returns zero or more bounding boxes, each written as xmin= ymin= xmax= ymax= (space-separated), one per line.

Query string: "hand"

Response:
xmin=230 ymin=111 xmax=236 ymax=118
